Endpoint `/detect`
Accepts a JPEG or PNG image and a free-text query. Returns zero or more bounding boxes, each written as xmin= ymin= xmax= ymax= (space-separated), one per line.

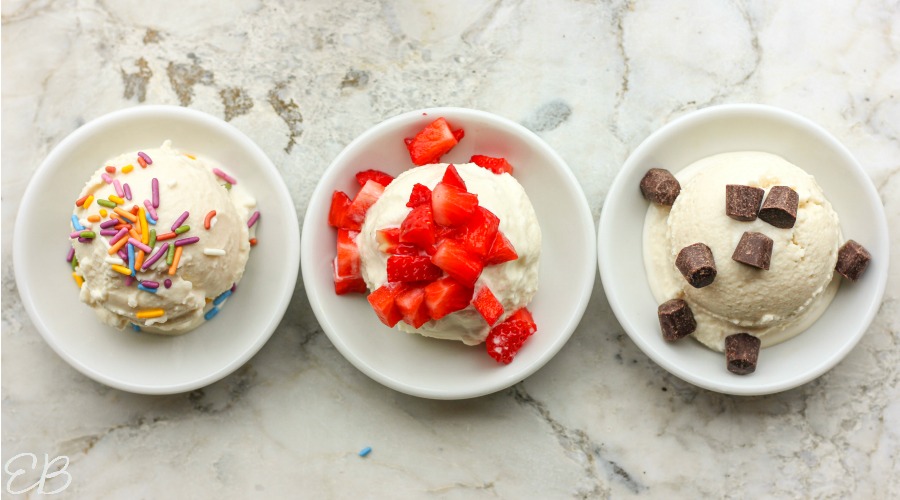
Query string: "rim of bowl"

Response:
xmin=13 ymin=105 xmax=300 ymax=394
xmin=301 ymin=106 xmax=596 ymax=399
xmin=598 ymin=103 xmax=889 ymax=395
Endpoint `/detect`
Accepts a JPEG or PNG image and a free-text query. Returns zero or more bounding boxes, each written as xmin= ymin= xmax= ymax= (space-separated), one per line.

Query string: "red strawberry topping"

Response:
xmin=333 ymin=229 xmax=366 ymax=295
xmin=395 ymin=285 xmax=431 ymax=328
xmin=387 ymin=255 xmax=443 ymax=283
xmin=440 ymin=164 xmax=467 ymax=190
xmin=470 ymin=155 xmax=514 ymax=175
xmin=485 ymin=307 xmax=537 ymax=364
xmin=399 ymin=204 xmax=436 ymax=248
xmin=343 ymin=180 xmax=385 ymax=231
xmin=328 ymin=190 xmax=352 ymax=228
xmin=424 ymin=277 xmax=473 ymax=320
xmin=406 ymin=183 xmax=432 ymax=207
xmin=405 ymin=118 xmax=463 ymax=166
xmin=472 ymin=286 xmax=504 ymax=326
xmin=355 ymin=169 xmax=395 ymax=187
xmin=431 ymin=183 xmax=478 ymax=227
xmin=431 ymin=239 xmax=484 ymax=287
xmin=484 ymin=232 xmax=518 ymax=266
xmin=367 ymin=283 xmax=405 ymax=327
xmin=454 ymin=206 xmax=500 ymax=258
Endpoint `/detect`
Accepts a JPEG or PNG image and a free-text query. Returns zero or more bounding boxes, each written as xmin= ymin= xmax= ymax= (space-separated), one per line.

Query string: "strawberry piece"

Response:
xmin=507 ymin=307 xmax=537 ymax=333
xmin=355 ymin=169 xmax=394 ymax=187
xmin=485 ymin=308 xmax=537 ymax=364
xmin=484 ymin=232 xmax=518 ymax=265
xmin=396 ymin=285 xmax=431 ymax=328
xmin=454 ymin=206 xmax=500 ymax=258
xmin=333 ymin=229 xmax=366 ymax=295
xmin=453 ymin=128 xmax=465 ymax=142
xmin=424 ymin=277 xmax=473 ymax=320
xmin=376 ymin=228 xmax=401 ymax=254
xmin=328 ymin=190 xmax=352 ymax=228
xmin=387 ymin=255 xmax=443 ymax=283
xmin=367 ymin=283 xmax=405 ymax=327
xmin=432 ymin=239 xmax=484 ymax=287
xmin=343 ymin=180 xmax=385 ymax=231
xmin=406 ymin=183 xmax=433 ymax=207
xmin=405 ymin=117 xmax=462 ymax=166
xmin=399 ymin=204 xmax=436 ymax=248
xmin=470 ymin=155 xmax=514 ymax=175
xmin=472 ymin=286 xmax=504 ymax=326
xmin=441 ymin=164 xmax=467 ymax=190
xmin=431 ymin=183 xmax=478 ymax=227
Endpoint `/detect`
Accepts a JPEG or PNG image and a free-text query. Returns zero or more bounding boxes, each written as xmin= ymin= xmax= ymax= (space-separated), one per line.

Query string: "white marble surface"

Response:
xmin=2 ymin=0 xmax=898 ymax=498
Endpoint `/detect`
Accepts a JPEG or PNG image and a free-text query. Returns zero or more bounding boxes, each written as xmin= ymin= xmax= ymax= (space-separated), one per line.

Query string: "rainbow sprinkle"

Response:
xmin=136 ymin=309 xmax=164 ymax=319
xmin=204 ymin=210 xmax=216 ymax=230
xmin=247 ymin=211 xmax=260 ymax=228
xmin=212 ymin=168 xmax=237 ymax=185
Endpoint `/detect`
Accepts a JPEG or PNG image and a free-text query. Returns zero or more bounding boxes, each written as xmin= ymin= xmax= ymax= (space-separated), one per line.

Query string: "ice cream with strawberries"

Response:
xmin=328 ymin=118 xmax=541 ymax=364
xmin=67 ymin=141 xmax=259 ymax=334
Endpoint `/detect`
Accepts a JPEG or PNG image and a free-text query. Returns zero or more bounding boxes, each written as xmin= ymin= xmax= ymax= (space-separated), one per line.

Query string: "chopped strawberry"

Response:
xmin=472 ymin=286 xmax=504 ymax=326
xmin=453 ymin=128 xmax=465 ymax=142
xmin=367 ymin=282 xmax=406 ymax=327
xmin=454 ymin=206 xmax=500 ymax=257
xmin=470 ymin=155 xmax=514 ymax=175
xmin=328 ymin=190 xmax=352 ymax=228
xmin=395 ymin=285 xmax=431 ymax=328
xmin=399 ymin=204 xmax=436 ymax=248
xmin=441 ymin=164 xmax=467 ymax=190
xmin=376 ymin=228 xmax=401 ymax=253
xmin=484 ymin=232 xmax=518 ymax=265
xmin=405 ymin=117 xmax=462 ymax=166
xmin=485 ymin=309 xmax=537 ymax=364
xmin=424 ymin=277 xmax=473 ymax=320
xmin=406 ymin=183 xmax=432 ymax=208
xmin=431 ymin=239 xmax=484 ymax=287
xmin=356 ymin=169 xmax=395 ymax=187
xmin=333 ymin=229 xmax=366 ymax=294
xmin=387 ymin=255 xmax=443 ymax=283
xmin=343 ymin=180 xmax=385 ymax=231
xmin=431 ymin=183 xmax=478 ymax=227
xmin=507 ymin=307 xmax=537 ymax=334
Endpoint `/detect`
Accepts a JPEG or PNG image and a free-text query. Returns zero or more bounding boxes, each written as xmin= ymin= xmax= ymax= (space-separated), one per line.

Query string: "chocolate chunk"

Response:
xmin=657 ymin=299 xmax=696 ymax=342
xmin=725 ymin=184 xmax=764 ymax=221
xmin=725 ymin=333 xmax=760 ymax=375
xmin=675 ymin=243 xmax=717 ymax=288
xmin=835 ymin=240 xmax=871 ymax=281
xmin=731 ymin=231 xmax=773 ymax=270
xmin=640 ymin=168 xmax=681 ymax=206
xmin=758 ymin=186 xmax=799 ymax=228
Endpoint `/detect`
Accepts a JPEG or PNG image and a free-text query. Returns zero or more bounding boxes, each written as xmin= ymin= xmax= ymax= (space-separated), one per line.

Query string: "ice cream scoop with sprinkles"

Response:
xmin=67 ymin=140 xmax=259 ymax=335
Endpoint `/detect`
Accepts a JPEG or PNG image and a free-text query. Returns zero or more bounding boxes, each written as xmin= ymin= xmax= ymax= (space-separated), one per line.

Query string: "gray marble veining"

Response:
xmin=2 ymin=0 xmax=898 ymax=498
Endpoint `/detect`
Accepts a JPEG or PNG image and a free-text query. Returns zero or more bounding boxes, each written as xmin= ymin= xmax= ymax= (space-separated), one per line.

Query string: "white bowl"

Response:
xmin=13 ymin=105 xmax=300 ymax=395
xmin=598 ymin=104 xmax=889 ymax=395
xmin=302 ymin=107 xmax=595 ymax=399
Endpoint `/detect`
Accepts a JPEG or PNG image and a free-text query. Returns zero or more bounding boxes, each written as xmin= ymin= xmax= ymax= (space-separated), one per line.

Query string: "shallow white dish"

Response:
xmin=302 ymin=107 xmax=595 ymax=399
xmin=13 ymin=105 xmax=300 ymax=395
xmin=598 ymin=104 xmax=889 ymax=395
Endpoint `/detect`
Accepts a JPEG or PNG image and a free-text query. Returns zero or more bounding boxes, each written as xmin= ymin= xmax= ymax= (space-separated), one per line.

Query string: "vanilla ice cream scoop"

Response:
xmin=70 ymin=141 xmax=258 ymax=334
xmin=357 ymin=163 xmax=541 ymax=345
xmin=644 ymin=152 xmax=842 ymax=351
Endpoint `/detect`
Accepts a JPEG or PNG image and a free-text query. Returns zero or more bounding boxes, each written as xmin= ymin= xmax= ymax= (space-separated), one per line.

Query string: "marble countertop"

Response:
xmin=2 ymin=1 xmax=898 ymax=498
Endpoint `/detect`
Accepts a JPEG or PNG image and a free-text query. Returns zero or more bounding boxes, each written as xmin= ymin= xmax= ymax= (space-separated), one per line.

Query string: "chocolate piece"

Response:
xmin=657 ymin=299 xmax=696 ymax=342
xmin=675 ymin=243 xmax=717 ymax=288
xmin=640 ymin=168 xmax=681 ymax=206
xmin=725 ymin=333 xmax=760 ymax=375
xmin=725 ymin=184 xmax=764 ymax=221
xmin=731 ymin=231 xmax=773 ymax=270
xmin=758 ymin=186 xmax=799 ymax=228
xmin=835 ymin=240 xmax=871 ymax=281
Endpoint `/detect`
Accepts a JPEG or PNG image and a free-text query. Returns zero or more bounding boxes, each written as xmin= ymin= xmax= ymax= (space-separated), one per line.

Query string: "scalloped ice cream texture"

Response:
xmin=71 ymin=141 xmax=257 ymax=334
xmin=357 ymin=163 xmax=541 ymax=345
xmin=644 ymin=152 xmax=842 ymax=351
